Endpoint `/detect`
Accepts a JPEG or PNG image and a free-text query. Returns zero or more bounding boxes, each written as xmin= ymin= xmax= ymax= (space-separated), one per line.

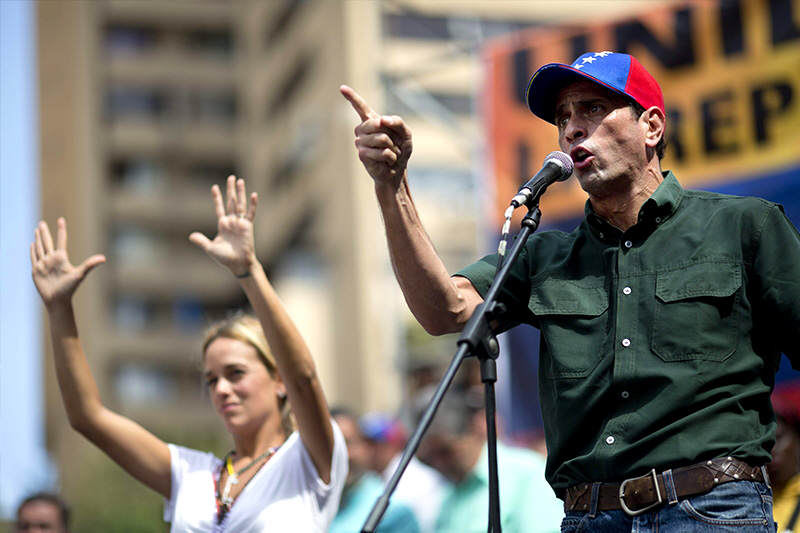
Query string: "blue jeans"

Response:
xmin=560 ymin=481 xmax=775 ymax=532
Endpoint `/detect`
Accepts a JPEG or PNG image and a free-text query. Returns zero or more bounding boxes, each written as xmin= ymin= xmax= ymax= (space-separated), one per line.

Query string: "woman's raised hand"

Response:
xmin=189 ymin=175 xmax=258 ymax=277
xmin=30 ymin=218 xmax=106 ymax=308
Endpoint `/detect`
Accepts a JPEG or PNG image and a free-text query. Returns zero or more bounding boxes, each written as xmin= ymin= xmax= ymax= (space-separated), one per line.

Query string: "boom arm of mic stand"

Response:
xmin=360 ymin=203 xmax=543 ymax=533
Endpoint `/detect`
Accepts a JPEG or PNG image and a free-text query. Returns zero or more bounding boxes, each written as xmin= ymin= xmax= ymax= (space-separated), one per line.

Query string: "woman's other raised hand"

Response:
xmin=189 ymin=175 xmax=258 ymax=277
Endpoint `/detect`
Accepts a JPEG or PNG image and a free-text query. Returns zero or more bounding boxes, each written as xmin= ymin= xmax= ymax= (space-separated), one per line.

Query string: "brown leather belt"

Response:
xmin=564 ymin=457 xmax=768 ymax=517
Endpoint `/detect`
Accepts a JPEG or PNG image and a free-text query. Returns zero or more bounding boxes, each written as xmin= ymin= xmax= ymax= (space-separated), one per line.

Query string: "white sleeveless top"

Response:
xmin=163 ymin=421 xmax=347 ymax=532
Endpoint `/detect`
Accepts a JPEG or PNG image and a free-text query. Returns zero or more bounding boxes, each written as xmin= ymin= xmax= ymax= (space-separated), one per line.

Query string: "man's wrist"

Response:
xmin=374 ymin=175 xmax=407 ymax=204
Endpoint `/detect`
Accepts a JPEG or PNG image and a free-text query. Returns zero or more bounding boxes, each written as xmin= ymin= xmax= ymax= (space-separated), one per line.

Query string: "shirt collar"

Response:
xmin=643 ymin=170 xmax=682 ymax=220
xmin=585 ymin=170 xmax=683 ymax=241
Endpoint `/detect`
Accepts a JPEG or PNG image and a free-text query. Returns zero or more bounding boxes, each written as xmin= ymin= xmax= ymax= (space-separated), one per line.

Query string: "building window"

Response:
xmin=114 ymin=362 xmax=176 ymax=407
xmin=172 ymin=298 xmax=205 ymax=332
xmin=110 ymin=157 xmax=165 ymax=192
xmin=385 ymin=90 xmax=473 ymax=117
xmin=184 ymin=28 xmax=233 ymax=59
xmin=382 ymin=12 xmax=539 ymax=41
xmin=383 ymin=13 xmax=452 ymax=40
xmin=188 ymin=89 xmax=237 ymax=123
xmin=112 ymin=226 xmax=159 ymax=264
xmin=408 ymin=167 xmax=476 ymax=202
xmin=115 ymin=297 xmax=154 ymax=332
xmin=107 ymin=86 xmax=165 ymax=119
xmin=105 ymin=24 xmax=159 ymax=55
xmin=186 ymin=160 xmax=238 ymax=189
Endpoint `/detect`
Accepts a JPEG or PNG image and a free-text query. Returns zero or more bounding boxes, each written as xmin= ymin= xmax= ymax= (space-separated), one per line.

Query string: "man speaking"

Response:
xmin=341 ymin=50 xmax=799 ymax=532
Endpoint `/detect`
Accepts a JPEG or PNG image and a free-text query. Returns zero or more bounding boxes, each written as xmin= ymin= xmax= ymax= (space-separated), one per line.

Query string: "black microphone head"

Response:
xmin=544 ymin=151 xmax=574 ymax=181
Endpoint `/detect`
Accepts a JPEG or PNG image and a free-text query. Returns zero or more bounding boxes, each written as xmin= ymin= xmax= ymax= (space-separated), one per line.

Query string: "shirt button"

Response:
xmin=623 ymin=286 xmax=632 ymax=295
xmin=655 ymin=217 xmax=662 ymax=223
xmin=623 ymin=240 xmax=633 ymax=248
xmin=599 ymin=232 xmax=605 ymax=239
xmin=622 ymin=338 xmax=631 ymax=347
xmin=621 ymin=391 xmax=630 ymax=399
xmin=606 ymin=435 xmax=615 ymax=445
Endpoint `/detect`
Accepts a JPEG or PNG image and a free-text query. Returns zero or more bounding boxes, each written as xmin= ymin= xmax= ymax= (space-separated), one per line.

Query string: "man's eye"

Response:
xmin=590 ymin=103 xmax=602 ymax=113
xmin=206 ymin=378 xmax=217 ymax=387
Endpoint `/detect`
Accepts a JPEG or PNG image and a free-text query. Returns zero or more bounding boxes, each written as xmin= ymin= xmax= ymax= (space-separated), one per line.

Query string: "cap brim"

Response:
xmin=526 ymin=63 xmax=632 ymax=124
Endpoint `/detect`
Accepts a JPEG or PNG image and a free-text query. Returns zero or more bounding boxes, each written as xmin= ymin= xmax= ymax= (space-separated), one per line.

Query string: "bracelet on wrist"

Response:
xmin=235 ymin=271 xmax=251 ymax=279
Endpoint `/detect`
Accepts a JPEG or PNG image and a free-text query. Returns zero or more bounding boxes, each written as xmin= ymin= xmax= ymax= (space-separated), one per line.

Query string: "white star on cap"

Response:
xmin=594 ymin=51 xmax=612 ymax=57
xmin=581 ymin=56 xmax=597 ymax=64
xmin=573 ymin=63 xmax=585 ymax=70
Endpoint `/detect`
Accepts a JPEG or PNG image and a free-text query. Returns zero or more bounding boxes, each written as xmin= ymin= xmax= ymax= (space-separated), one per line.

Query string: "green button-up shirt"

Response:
xmin=456 ymin=172 xmax=800 ymax=492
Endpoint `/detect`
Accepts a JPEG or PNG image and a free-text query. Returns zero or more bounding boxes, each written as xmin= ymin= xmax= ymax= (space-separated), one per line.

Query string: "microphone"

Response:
xmin=510 ymin=151 xmax=574 ymax=208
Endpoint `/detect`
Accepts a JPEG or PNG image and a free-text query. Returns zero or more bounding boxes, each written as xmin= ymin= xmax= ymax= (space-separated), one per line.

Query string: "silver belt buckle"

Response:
xmin=619 ymin=468 xmax=663 ymax=517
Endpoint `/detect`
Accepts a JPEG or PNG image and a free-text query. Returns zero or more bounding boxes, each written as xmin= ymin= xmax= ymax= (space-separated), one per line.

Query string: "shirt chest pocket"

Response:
xmin=651 ymin=262 xmax=743 ymax=362
xmin=528 ymin=280 xmax=609 ymax=379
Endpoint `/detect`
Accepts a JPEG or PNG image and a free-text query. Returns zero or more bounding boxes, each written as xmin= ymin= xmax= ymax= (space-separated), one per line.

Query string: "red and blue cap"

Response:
xmin=526 ymin=51 xmax=664 ymax=124
xmin=360 ymin=413 xmax=407 ymax=446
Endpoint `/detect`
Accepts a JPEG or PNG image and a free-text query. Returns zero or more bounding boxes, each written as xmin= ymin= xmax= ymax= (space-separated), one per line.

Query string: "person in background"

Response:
xmin=414 ymin=386 xmax=563 ymax=533
xmin=360 ymin=412 xmax=446 ymax=532
xmin=769 ymin=383 xmax=800 ymax=532
xmin=30 ymin=176 xmax=347 ymax=531
xmin=15 ymin=493 xmax=70 ymax=533
xmin=330 ymin=408 xmax=420 ymax=533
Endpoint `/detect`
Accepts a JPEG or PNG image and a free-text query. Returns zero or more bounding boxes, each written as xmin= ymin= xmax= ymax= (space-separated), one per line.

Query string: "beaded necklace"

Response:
xmin=214 ymin=446 xmax=278 ymax=525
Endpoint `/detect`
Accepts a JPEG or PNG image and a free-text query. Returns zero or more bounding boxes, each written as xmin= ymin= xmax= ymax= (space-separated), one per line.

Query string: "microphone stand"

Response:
xmin=361 ymin=203 xmax=544 ymax=533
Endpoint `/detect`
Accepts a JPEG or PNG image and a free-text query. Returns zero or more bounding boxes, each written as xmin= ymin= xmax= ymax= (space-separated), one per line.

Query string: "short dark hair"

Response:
xmin=17 ymin=492 xmax=70 ymax=530
xmin=630 ymin=101 xmax=667 ymax=160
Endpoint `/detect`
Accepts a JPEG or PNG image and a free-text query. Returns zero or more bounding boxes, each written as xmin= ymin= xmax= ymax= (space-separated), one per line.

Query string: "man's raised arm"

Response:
xmin=340 ymin=85 xmax=482 ymax=335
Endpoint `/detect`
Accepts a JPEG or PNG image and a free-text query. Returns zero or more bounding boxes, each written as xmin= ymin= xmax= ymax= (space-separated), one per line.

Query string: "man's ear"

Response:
xmin=642 ymin=106 xmax=666 ymax=151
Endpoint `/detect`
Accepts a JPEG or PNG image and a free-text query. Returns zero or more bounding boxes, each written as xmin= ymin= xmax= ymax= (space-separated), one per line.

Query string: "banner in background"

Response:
xmin=483 ymin=0 xmax=800 ymax=227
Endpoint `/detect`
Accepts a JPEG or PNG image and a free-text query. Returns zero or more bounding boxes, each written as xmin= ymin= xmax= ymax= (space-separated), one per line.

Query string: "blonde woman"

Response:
xmin=30 ymin=176 xmax=347 ymax=531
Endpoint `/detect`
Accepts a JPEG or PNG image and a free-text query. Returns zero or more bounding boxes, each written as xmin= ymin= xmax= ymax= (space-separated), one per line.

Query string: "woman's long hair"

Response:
xmin=202 ymin=313 xmax=296 ymax=437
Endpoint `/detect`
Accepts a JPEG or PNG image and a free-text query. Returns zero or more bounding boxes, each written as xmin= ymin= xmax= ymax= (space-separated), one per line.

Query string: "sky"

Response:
xmin=1 ymin=0 xmax=57 ymax=518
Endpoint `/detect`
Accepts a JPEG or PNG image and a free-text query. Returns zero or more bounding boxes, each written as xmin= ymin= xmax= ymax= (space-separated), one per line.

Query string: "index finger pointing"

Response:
xmin=340 ymin=85 xmax=376 ymax=122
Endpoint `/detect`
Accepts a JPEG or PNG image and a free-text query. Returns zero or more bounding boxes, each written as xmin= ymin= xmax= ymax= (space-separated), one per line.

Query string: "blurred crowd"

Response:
xmin=329 ymin=383 xmax=563 ymax=533
xmin=768 ymin=383 xmax=800 ymax=533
